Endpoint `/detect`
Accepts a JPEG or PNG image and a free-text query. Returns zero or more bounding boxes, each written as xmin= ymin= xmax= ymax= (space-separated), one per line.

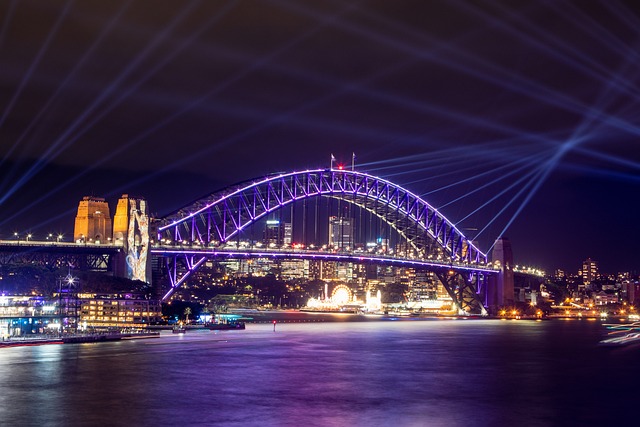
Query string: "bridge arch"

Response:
xmin=155 ymin=169 xmax=492 ymax=313
xmin=157 ymin=168 xmax=487 ymax=264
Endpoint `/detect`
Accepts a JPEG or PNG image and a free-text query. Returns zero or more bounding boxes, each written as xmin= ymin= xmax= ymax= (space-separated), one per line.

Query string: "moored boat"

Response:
xmin=207 ymin=322 xmax=245 ymax=330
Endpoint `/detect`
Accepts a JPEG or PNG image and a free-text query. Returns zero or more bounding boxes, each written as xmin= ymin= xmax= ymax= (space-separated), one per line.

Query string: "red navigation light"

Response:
xmin=338 ymin=164 xmax=344 ymax=170
xmin=272 ymin=320 xmax=277 ymax=324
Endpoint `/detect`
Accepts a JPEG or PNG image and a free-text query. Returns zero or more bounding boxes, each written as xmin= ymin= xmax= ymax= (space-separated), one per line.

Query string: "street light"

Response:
xmin=57 ymin=234 xmax=63 ymax=243
xmin=26 ymin=233 xmax=32 ymax=242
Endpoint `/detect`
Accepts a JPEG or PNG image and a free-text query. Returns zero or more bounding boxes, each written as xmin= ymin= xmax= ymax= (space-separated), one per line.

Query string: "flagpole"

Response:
xmin=330 ymin=154 xmax=335 ymax=169
xmin=352 ymin=153 xmax=355 ymax=171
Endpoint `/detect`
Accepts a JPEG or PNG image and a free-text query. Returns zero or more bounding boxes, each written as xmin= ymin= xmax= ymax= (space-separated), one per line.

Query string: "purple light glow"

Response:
xmin=158 ymin=169 xmax=486 ymax=262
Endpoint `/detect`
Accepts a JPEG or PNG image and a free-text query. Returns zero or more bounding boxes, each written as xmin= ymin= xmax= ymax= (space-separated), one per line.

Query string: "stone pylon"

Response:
xmin=487 ymin=237 xmax=514 ymax=312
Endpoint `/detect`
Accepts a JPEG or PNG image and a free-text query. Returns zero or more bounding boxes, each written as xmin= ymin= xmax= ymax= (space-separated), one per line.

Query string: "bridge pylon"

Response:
xmin=487 ymin=237 xmax=515 ymax=312
xmin=112 ymin=195 xmax=151 ymax=284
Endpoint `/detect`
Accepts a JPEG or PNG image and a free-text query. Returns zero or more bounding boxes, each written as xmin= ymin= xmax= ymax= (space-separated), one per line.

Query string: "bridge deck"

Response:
xmin=150 ymin=246 xmax=498 ymax=274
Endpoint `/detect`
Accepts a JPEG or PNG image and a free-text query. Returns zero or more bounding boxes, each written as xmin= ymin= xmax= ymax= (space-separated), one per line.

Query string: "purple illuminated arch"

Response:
xmin=157 ymin=168 xmax=487 ymax=264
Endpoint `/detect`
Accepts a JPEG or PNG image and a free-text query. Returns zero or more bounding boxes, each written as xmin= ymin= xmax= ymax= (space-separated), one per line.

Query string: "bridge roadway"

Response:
xmin=0 ymin=240 xmax=121 ymax=254
xmin=0 ymin=240 xmax=510 ymax=314
xmin=0 ymin=240 xmax=121 ymax=272
xmin=150 ymin=244 xmax=499 ymax=274
xmin=0 ymin=240 xmax=497 ymax=274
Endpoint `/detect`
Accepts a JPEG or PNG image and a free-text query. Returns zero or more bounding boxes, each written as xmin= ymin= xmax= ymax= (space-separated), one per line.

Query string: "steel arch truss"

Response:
xmin=157 ymin=169 xmax=490 ymax=306
xmin=434 ymin=269 xmax=489 ymax=315
xmin=159 ymin=169 xmax=486 ymax=260
xmin=0 ymin=245 xmax=118 ymax=272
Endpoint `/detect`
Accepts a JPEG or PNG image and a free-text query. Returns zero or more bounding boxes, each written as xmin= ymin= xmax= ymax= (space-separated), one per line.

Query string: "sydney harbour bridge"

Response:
xmin=1 ymin=168 xmax=520 ymax=316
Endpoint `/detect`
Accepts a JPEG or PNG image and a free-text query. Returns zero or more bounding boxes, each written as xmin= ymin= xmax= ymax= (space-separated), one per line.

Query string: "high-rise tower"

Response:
xmin=328 ymin=216 xmax=353 ymax=249
xmin=581 ymin=258 xmax=598 ymax=285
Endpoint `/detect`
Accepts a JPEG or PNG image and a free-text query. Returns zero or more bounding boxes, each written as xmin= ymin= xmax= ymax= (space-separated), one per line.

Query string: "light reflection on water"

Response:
xmin=0 ymin=318 xmax=638 ymax=426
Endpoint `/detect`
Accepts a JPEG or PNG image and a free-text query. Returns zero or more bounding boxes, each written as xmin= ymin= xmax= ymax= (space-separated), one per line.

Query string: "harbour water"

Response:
xmin=1 ymin=316 xmax=638 ymax=426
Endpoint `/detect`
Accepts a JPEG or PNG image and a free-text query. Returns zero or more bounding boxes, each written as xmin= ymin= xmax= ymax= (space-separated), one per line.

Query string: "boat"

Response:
xmin=205 ymin=314 xmax=246 ymax=331
xmin=172 ymin=325 xmax=187 ymax=334
xmin=207 ymin=322 xmax=245 ymax=330
xmin=599 ymin=332 xmax=640 ymax=347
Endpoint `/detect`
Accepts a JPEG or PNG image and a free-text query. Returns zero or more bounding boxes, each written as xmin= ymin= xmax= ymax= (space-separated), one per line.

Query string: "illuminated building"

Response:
xmin=309 ymin=260 xmax=336 ymax=280
xmin=283 ymin=222 xmax=292 ymax=245
xmin=280 ymin=259 xmax=309 ymax=279
xmin=73 ymin=196 xmax=112 ymax=243
xmin=581 ymin=258 xmax=598 ymax=285
xmin=78 ymin=293 xmax=161 ymax=328
xmin=626 ymin=282 xmax=640 ymax=305
xmin=263 ymin=220 xmax=291 ymax=246
xmin=328 ymin=216 xmax=354 ymax=249
xmin=0 ymin=295 xmax=56 ymax=337
xmin=593 ymin=290 xmax=617 ymax=305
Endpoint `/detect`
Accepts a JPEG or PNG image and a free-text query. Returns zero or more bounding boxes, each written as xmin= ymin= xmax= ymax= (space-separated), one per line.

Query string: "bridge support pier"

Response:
xmin=435 ymin=269 xmax=487 ymax=316
xmin=487 ymin=237 xmax=514 ymax=313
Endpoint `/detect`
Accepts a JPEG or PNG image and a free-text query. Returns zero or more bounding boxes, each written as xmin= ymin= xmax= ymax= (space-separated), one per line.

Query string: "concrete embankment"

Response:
xmin=0 ymin=332 xmax=160 ymax=348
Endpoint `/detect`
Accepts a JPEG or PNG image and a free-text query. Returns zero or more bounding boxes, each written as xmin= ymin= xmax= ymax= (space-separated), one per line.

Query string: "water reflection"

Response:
xmin=0 ymin=319 xmax=638 ymax=426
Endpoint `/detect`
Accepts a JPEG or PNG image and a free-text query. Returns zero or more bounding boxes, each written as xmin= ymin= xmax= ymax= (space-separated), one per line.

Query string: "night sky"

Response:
xmin=2 ymin=0 xmax=640 ymax=274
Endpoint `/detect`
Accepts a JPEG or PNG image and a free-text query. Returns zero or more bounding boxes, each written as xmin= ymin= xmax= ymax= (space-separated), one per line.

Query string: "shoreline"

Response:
xmin=0 ymin=331 xmax=160 ymax=348
xmin=3 ymin=311 xmax=630 ymax=348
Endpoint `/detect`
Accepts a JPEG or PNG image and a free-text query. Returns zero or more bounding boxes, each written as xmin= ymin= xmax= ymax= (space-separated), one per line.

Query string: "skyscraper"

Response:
xmin=263 ymin=220 xmax=282 ymax=246
xmin=328 ymin=216 xmax=353 ymax=249
xmin=263 ymin=220 xmax=291 ymax=246
xmin=581 ymin=258 xmax=598 ymax=285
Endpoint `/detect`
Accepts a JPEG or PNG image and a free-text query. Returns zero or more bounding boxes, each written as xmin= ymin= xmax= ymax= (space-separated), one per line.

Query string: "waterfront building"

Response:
xmin=593 ymin=290 xmax=618 ymax=305
xmin=0 ymin=291 xmax=162 ymax=337
xmin=77 ymin=293 xmax=161 ymax=328
xmin=0 ymin=295 xmax=56 ymax=338
xmin=73 ymin=196 xmax=112 ymax=243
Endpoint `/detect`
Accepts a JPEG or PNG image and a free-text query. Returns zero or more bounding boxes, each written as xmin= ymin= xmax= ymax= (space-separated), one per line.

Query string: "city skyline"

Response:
xmin=2 ymin=1 xmax=640 ymax=274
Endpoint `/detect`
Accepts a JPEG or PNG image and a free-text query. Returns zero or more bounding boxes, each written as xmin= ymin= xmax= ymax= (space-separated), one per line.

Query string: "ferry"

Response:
xmin=206 ymin=314 xmax=245 ymax=330
xmin=172 ymin=325 xmax=187 ymax=334
xmin=207 ymin=322 xmax=245 ymax=330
